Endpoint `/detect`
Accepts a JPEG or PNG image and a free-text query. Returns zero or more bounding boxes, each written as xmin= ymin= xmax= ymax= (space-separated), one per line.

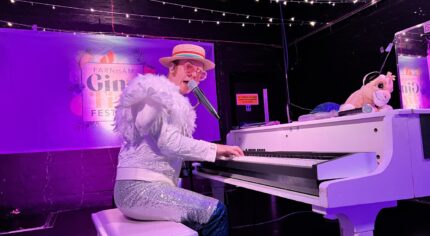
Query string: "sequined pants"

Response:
xmin=114 ymin=180 xmax=228 ymax=235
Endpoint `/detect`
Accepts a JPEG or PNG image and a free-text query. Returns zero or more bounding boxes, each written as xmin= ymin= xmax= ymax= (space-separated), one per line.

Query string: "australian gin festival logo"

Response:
xmin=82 ymin=63 xmax=143 ymax=122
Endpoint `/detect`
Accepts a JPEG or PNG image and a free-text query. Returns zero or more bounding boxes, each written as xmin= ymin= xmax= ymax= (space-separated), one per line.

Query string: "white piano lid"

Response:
xmin=229 ymin=109 xmax=430 ymax=133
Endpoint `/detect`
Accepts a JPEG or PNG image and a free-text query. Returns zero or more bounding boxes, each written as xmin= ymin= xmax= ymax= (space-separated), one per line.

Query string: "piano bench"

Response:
xmin=91 ymin=208 xmax=198 ymax=236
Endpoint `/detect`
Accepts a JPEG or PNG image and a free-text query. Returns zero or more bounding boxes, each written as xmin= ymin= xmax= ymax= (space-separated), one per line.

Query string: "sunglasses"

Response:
xmin=183 ymin=61 xmax=207 ymax=81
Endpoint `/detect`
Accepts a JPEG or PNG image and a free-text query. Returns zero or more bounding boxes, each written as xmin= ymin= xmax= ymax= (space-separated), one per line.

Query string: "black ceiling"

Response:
xmin=0 ymin=0 xmax=381 ymax=45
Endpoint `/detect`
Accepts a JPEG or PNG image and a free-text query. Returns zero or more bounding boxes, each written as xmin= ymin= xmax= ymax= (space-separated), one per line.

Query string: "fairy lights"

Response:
xmin=7 ymin=0 xmax=322 ymax=27
xmin=149 ymin=0 xmax=322 ymax=25
xmin=273 ymin=0 xmax=369 ymax=3
xmin=0 ymin=20 xmax=284 ymax=48
xmin=2 ymin=0 xmax=383 ymax=46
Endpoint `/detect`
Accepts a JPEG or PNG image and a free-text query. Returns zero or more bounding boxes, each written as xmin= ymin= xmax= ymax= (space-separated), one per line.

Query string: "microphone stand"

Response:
xmin=279 ymin=3 xmax=292 ymax=123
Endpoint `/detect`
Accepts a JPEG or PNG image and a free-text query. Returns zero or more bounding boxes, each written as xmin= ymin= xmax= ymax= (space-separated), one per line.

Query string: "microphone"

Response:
xmin=187 ymin=80 xmax=220 ymax=120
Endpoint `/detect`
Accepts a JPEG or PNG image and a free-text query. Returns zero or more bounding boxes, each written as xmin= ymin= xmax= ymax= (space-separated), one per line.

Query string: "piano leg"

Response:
xmin=210 ymin=180 xmax=226 ymax=203
xmin=313 ymin=201 xmax=397 ymax=236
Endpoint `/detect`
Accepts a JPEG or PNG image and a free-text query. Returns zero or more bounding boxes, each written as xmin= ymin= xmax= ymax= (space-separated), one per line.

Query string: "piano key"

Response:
xmin=217 ymin=155 xmax=326 ymax=168
xmin=243 ymin=151 xmax=347 ymax=160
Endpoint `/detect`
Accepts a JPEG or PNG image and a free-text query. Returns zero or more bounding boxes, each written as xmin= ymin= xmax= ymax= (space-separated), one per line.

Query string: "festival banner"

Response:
xmin=0 ymin=29 xmax=219 ymax=153
xmin=397 ymin=55 xmax=430 ymax=109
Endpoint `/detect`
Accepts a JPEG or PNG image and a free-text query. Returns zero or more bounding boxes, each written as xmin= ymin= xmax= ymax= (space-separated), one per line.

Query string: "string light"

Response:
xmin=8 ymin=0 xmax=322 ymax=27
xmin=150 ymin=0 xmax=282 ymax=22
xmin=272 ymin=0 xmax=369 ymax=4
xmin=290 ymin=0 xmax=383 ymax=45
xmin=0 ymin=19 xmax=283 ymax=48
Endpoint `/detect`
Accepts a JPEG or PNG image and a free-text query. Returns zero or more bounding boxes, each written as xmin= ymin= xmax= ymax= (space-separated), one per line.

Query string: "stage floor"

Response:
xmin=3 ymin=177 xmax=430 ymax=236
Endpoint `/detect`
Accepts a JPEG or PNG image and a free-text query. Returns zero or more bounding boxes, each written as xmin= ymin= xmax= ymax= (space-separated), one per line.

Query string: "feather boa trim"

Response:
xmin=114 ymin=74 xmax=196 ymax=143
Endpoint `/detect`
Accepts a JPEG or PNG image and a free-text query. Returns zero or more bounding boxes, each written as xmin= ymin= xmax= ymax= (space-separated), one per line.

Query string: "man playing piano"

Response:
xmin=113 ymin=43 xmax=243 ymax=236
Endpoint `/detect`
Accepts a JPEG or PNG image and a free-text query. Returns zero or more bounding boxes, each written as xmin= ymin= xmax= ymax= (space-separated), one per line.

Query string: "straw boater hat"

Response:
xmin=159 ymin=44 xmax=215 ymax=71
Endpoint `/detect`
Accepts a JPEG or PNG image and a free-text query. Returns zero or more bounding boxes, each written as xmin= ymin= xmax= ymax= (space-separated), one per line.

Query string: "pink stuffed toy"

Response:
xmin=339 ymin=72 xmax=396 ymax=112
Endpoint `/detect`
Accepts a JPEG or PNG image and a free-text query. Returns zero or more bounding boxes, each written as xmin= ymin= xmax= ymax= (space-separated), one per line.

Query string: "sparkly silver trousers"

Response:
xmin=114 ymin=180 xmax=219 ymax=226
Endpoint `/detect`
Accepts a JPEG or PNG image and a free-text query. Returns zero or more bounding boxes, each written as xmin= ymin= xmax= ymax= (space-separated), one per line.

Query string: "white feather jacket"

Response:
xmin=114 ymin=74 xmax=217 ymax=186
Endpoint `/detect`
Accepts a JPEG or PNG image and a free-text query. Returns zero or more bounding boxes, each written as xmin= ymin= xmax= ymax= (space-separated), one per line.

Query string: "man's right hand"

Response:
xmin=216 ymin=144 xmax=244 ymax=158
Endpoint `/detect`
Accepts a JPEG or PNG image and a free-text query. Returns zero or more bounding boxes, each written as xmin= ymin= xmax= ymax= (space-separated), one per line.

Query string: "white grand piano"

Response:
xmin=195 ymin=109 xmax=430 ymax=236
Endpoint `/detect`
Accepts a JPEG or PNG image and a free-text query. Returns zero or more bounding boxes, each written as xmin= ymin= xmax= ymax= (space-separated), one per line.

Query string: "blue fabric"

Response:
xmin=310 ymin=102 xmax=340 ymax=114
xmin=183 ymin=201 xmax=229 ymax=236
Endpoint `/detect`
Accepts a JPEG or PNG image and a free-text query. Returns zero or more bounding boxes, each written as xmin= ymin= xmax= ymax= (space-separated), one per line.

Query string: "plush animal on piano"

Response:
xmin=339 ymin=72 xmax=395 ymax=112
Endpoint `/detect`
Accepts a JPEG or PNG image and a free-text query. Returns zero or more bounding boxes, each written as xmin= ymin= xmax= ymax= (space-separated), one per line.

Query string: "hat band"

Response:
xmin=173 ymin=51 xmax=205 ymax=59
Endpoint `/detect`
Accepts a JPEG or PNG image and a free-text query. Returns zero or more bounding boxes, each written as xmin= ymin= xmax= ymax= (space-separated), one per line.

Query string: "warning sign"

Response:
xmin=236 ymin=94 xmax=259 ymax=105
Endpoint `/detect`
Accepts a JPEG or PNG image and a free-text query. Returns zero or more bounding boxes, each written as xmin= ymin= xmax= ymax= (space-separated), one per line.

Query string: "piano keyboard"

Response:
xmin=217 ymin=155 xmax=326 ymax=168
xmin=218 ymin=151 xmax=349 ymax=167
xmin=200 ymin=151 xmax=377 ymax=196
xmin=243 ymin=150 xmax=348 ymax=160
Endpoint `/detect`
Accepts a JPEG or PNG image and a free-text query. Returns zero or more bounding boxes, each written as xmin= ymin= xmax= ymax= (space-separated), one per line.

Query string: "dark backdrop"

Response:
xmin=287 ymin=0 xmax=430 ymax=120
xmin=0 ymin=0 xmax=429 ymax=139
